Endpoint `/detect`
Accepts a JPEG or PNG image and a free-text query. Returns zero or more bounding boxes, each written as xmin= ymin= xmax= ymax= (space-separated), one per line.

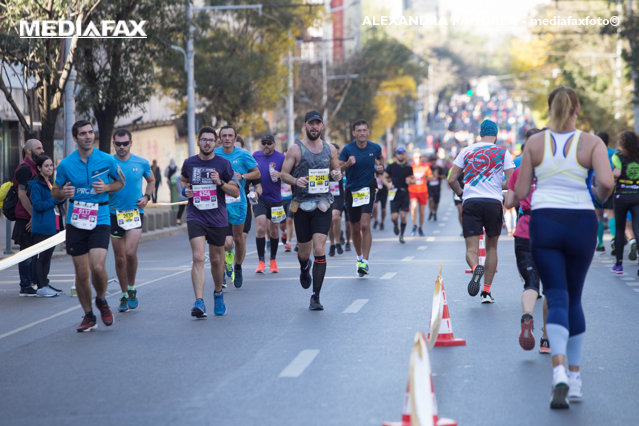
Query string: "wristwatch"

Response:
xmin=241 ymin=174 xmax=245 ymax=180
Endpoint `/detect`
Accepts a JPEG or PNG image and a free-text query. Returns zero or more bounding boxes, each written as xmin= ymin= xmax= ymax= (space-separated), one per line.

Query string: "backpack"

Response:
xmin=1 ymin=182 xmax=18 ymax=220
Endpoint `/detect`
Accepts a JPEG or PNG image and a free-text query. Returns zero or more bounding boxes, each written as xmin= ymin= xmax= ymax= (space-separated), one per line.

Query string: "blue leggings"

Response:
xmin=530 ymin=209 xmax=596 ymax=336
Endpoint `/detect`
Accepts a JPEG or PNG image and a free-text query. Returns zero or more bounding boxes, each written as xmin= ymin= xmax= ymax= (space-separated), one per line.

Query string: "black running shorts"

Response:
xmin=66 ymin=224 xmax=110 ymax=256
xmin=293 ymin=208 xmax=332 ymax=243
xmin=461 ymin=198 xmax=504 ymax=238
xmin=188 ymin=220 xmax=226 ymax=246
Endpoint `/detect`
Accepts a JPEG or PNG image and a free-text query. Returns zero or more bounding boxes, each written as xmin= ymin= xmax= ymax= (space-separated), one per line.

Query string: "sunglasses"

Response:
xmin=114 ymin=141 xmax=130 ymax=147
xmin=261 ymin=141 xmax=274 ymax=146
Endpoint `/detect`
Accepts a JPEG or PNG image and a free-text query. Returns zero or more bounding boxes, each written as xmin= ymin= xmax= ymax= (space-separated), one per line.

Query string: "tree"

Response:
xmin=0 ymin=0 xmax=100 ymax=153
xmin=73 ymin=0 xmax=184 ymax=152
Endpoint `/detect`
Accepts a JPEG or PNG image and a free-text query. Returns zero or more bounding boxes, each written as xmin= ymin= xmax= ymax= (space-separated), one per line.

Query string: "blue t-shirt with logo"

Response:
xmin=339 ymin=141 xmax=382 ymax=190
xmin=109 ymin=154 xmax=152 ymax=214
xmin=55 ymin=148 xmax=121 ymax=226
xmin=214 ymin=146 xmax=258 ymax=207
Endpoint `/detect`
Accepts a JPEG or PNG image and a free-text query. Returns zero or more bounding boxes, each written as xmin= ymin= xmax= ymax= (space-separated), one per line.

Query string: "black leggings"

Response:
xmin=33 ymin=234 xmax=55 ymax=289
xmin=614 ymin=196 xmax=639 ymax=264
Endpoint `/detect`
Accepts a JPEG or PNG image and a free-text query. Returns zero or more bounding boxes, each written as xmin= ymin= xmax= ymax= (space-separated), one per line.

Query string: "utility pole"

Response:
xmin=63 ymin=17 xmax=76 ymax=158
xmin=287 ymin=49 xmax=295 ymax=147
xmin=322 ymin=0 xmax=330 ymax=141
xmin=629 ymin=0 xmax=639 ymax=133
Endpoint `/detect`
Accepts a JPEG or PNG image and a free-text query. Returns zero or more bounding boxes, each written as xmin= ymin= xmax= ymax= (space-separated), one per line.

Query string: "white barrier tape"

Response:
xmin=0 ymin=230 xmax=66 ymax=272
xmin=147 ymin=201 xmax=188 ymax=206
xmin=427 ymin=264 xmax=444 ymax=350
xmin=409 ymin=331 xmax=435 ymax=426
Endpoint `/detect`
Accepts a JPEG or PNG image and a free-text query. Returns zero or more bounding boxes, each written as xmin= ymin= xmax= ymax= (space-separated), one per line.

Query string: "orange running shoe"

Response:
xmin=255 ymin=260 xmax=266 ymax=274
xmin=270 ymin=259 xmax=279 ymax=273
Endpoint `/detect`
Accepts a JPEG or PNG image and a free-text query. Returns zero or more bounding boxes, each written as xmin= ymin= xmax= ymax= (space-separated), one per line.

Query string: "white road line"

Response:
xmin=381 ymin=272 xmax=397 ymax=280
xmin=343 ymin=299 xmax=369 ymax=313
xmin=417 ymin=246 xmax=427 ymax=251
xmin=626 ymin=282 xmax=639 ymax=286
xmin=279 ymin=349 xmax=320 ymax=378
xmin=438 ymin=223 xmax=446 ymax=227
xmin=426 ymin=237 xmax=435 ymax=242
xmin=0 ymin=268 xmax=190 ymax=341
xmin=620 ymin=277 xmax=635 ymax=281
xmin=402 ymin=256 xmax=414 ymax=262
xmin=634 ymin=289 xmax=639 ymax=293
xmin=433 ymin=230 xmax=441 ymax=234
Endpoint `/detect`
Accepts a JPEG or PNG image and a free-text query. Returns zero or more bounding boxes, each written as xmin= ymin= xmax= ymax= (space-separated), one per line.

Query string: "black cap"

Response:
xmin=261 ymin=135 xmax=275 ymax=143
xmin=304 ymin=110 xmax=323 ymax=123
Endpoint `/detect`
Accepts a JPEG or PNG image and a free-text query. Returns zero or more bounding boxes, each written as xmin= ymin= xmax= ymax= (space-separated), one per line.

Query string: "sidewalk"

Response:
xmin=1 ymin=205 xmax=186 ymax=260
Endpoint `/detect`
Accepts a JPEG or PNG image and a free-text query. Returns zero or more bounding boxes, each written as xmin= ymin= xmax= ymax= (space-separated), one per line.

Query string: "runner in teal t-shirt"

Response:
xmin=214 ymin=125 xmax=261 ymax=288
xmin=108 ymin=129 xmax=155 ymax=313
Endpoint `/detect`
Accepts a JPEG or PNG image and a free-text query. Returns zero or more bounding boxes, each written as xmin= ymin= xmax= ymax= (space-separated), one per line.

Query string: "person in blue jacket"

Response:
xmin=28 ymin=155 xmax=64 ymax=297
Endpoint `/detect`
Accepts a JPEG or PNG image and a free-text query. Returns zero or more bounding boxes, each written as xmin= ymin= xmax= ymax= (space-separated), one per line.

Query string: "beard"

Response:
xmin=306 ymin=128 xmax=320 ymax=141
xmin=200 ymin=147 xmax=214 ymax=156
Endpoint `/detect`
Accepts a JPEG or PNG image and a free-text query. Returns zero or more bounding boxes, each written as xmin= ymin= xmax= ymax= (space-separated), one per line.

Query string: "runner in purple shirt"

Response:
xmin=180 ymin=126 xmax=239 ymax=319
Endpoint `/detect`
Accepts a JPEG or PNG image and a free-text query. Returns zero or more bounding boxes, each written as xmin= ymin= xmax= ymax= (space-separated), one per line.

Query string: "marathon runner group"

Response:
xmin=12 ymin=84 xmax=626 ymax=410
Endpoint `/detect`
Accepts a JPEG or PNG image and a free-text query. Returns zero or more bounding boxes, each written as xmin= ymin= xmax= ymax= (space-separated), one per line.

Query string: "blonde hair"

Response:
xmin=547 ymin=86 xmax=579 ymax=131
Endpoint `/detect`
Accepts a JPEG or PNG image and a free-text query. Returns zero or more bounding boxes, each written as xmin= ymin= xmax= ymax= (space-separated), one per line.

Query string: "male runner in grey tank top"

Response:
xmin=280 ymin=110 xmax=342 ymax=310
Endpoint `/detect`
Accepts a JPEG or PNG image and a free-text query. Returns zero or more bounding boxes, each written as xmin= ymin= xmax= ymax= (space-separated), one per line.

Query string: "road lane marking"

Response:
xmin=426 ymin=237 xmax=435 ymax=242
xmin=439 ymin=223 xmax=446 ymax=227
xmin=402 ymin=256 xmax=414 ymax=262
xmin=279 ymin=349 xmax=320 ymax=378
xmin=381 ymin=272 xmax=397 ymax=279
xmin=417 ymin=246 xmax=427 ymax=250
xmin=433 ymin=230 xmax=441 ymax=234
xmin=343 ymin=299 xmax=369 ymax=313
xmin=621 ymin=277 xmax=635 ymax=281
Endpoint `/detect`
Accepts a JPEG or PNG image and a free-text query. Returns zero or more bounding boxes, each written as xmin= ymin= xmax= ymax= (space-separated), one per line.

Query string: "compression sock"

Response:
xmin=256 ymin=237 xmax=266 ymax=261
xmin=609 ymin=217 xmax=616 ymax=238
xmin=312 ymin=255 xmax=327 ymax=297
xmin=400 ymin=222 xmax=407 ymax=236
xmin=270 ymin=238 xmax=279 ymax=260
xmin=597 ymin=221 xmax=604 ymax=247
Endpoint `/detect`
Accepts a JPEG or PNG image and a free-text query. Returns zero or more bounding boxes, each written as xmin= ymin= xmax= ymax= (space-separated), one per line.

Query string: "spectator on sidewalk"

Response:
xmin=13 ymin=139 xmax=44 ymax=296
xmin=28 ymin=155 xmax=64 ymax=297
xmin=151 ymin=159 xmax=162 ymax=203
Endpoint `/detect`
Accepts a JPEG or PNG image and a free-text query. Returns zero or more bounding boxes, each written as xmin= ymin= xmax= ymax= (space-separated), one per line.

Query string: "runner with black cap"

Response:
xmin=280 ymin=110 xmax=342 ymax=310
xmin=384 ymin=146 xmax=413 ymax=244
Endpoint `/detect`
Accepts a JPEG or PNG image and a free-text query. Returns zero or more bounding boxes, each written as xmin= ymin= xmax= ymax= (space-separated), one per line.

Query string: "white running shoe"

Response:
xmin=550 ymin=365 xmax=570 ymax=409
xmin=568 ymin=373 xmax=582 ymax=402
xmin=36 ymin=286 xmax=59 ymax=297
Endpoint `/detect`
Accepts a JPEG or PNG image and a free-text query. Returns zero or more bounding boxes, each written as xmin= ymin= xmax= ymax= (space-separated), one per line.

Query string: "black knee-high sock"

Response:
xmin=256 ymin=237 xmax=266 ymax=261
xmin=400 ymin=222 xmax=407 ymax=236
xmin=298 ymin=256 xmax=310 ymax=269
xmin=312 ymin=255 xmax=327 ymax=297
xmin=270 ymin=238 xmax=279 ymax=259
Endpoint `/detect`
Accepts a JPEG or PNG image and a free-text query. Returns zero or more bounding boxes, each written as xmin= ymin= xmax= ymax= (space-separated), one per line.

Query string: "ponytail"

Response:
xmin=547 ymin=86 xmax=579 ymax=131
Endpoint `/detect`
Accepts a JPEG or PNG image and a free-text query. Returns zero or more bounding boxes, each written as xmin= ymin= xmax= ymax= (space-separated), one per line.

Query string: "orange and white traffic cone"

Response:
xmin=428 ymin=373 xmax=458 ymax=426
xmin=466 ymin=233 xmax=486 ymax=273
xmin=382 ymin=382 xmax=411 ymax=426
xmin=428 ymin=283 xmax=466 ymax=347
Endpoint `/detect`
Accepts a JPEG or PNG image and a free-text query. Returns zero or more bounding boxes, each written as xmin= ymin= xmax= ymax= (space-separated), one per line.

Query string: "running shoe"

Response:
xmin=480 ymin=291 xmax=494 ymax=304
xmin=399 ymin=235 xmax=405 ymax=244
xmin=224 ymin=251 xmax=234 ymax=278
xmin=214 ymin=291 xmax=226 ymax=315
xmin=191 ymin=299 xmax=207 ymax=319
xmin=234 ymin=267 xmax=243 ymax=288
xmin=336 ymin=244 xmax=343 ymax=255
xmin=300 ymin=261 xmax=312 ymax=289
xmin=19 ymin=286 xmax=37 ymax=297
xmin=630 ymin=240 xmax=637 ymax=261
xmin=393 ymin=222 xmax=399 ymax=235
xmin=119 ymin=296 xmax=129 ymax=313
xmin=379 ymin=223 xmax=384 ymax=231
xmin=550 ymin=366 xmax=570 ymax=409
xmin=539 ymin=338 xmax=551 ymax=354
xmin=468 ymin=265 xmax=484 ymax=296
xmin=418 ymin=227 xmax=424 ymax=237
xmin=47 ymin=284 xmax=63 ymax=294
xmin=373 ymin=221 xmax=378 ymax=230
xmin=309 ymin=295 xmax=324 ymax=311
xmin=611 ymin=264 xmax=623 ymax=274
xmin=255 ymin=260 xmax=266 ymax=274
xmin=269 ymin=259 xmax=279 ymax=273
xmin=410 ymin=225 xmax=417 ymax=236
xmin=285 ymin=243 xmax=292 ymax=252
xmin=329 ymin=245 xmax=336 ymax=257
xmin=357 ymin=260 xmax=369 ymax=277
xmin=519 ymin=313 xmax=535 ymax=351
xmin=567 ymin=373 xmax=583 ymax=402
xmin=344 ymin=243 xmax=351 ymax=252
xmin=76 ymin=314 xmax=97 ymax=332
xmin=433 ymin=213 xmax=437 ymax=221
xmin=95 ymin=298 xmax=113 ymax=326
xmin=595 ymin=244 xmax=605 ymax=252
xmin=127 ymin=288 xmax=138 ymax=309
xmin=36 ymin=286 xmax=59 ymax=297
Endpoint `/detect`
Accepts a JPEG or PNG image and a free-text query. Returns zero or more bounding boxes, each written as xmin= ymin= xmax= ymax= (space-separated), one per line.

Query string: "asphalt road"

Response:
xmin=0 ymin=188 xmax=636 ymax=426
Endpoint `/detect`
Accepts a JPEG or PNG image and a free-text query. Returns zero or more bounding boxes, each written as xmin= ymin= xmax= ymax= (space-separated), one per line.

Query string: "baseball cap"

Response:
xmin=480 ymin=120 xmax=498 ymax=137
xmin=305 ymin=110 xmax=323 ymax=123
xmin=395 ymin=147 xmax=406 ymax=154
xmin=261 ymin=135 xmax=275 ymax=143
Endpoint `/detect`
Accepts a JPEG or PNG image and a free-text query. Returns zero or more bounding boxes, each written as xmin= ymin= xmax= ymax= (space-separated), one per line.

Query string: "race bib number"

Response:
xmin=116 ymin=209 xmax=141 ymax=230
xmin=70 ymin=201 xmax=98 ymax=230
xmin=192 ymin=184 xmax=218 ymax=210
xmin=281 ymin=183 xmax=293 ymax=198
xmin=352 ymin=187 xmax=371 ymax=207
xmin=388 ymin=188 xmax=397 ymax=201
xmin=428 ymin=179 xmax=440 ymax=186
xmin=308 ymin=168 xmax=330 ymax=194
xmin=376 ymin=177 xmax=383 ymax=189
xmin=329 ymin=181 xmax=340 ymax=196
xmin=225 ymin=193 xmax=242 ymax=204
xmin=271 ymin=206 xmax=286 ymax=223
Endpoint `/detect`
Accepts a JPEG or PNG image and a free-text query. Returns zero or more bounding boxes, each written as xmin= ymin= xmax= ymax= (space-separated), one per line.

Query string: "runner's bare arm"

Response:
xmin=138 ymin=172 xmax=156 ymax=208
xmin=514 ymin=145 xmax=536 ymax=201
xmin=591 ymin=139 xmax=614 ymax=202
xmin=240 ymin=166 xmax=260 ymax=181
xmin=447 ymin=165 xmax=463 ymax=197
xmin=503 ymin=168 xmax=514 ymax=189
xmin=281 ymin=144 xmax=302 ymax=186
xmin=329 ymin=145 xmax=342 ymax=180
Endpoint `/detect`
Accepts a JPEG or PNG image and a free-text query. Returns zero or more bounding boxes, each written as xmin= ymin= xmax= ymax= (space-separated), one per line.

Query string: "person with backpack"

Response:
xmin=12 ymin=139 xmax=44 ymax=296
xmin=28 ymin=155 xmax=64 ymax=297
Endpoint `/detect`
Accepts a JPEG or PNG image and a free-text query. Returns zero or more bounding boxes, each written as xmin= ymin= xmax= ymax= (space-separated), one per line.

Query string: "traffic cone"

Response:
xmin=382 ymin=382 xmax=411 ymax=426
xmin=428 ymin=283 xmax=466 ymax=347
xmin=465 ymin=232 xmax=486 ymax=273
